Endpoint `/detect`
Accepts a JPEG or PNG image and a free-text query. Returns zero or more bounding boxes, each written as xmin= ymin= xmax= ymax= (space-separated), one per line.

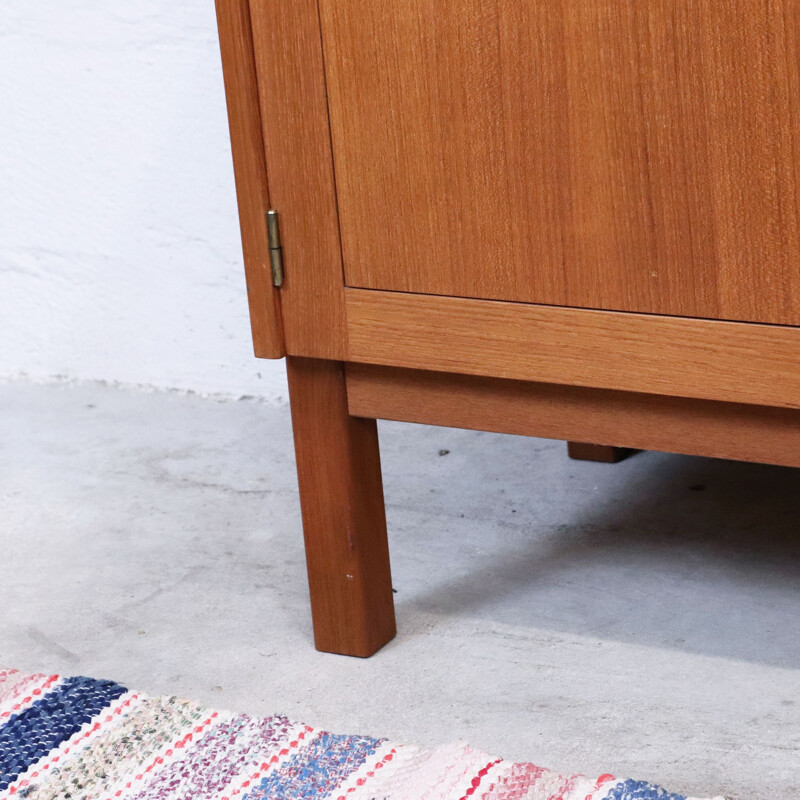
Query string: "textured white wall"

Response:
xmin=0 ymin=1 xmax=288 ymax=401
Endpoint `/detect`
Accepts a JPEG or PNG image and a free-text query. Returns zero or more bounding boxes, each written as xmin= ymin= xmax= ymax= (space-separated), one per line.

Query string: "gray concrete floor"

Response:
xmin=1 ymin=379 xmax=799 ymax=799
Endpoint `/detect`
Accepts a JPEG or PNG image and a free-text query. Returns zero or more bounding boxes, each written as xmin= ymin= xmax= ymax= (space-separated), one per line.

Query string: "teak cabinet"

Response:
xmin=216 ymin=0 xmax=800 ymax=657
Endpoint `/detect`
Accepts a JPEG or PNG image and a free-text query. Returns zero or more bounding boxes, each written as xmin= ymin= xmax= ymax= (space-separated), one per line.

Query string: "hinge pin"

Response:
xmin=266 ymin=209 xmax=284 ymax=288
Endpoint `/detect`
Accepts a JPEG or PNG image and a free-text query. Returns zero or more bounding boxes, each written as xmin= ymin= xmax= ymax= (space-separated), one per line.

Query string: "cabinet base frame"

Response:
xmin=287 ymin=360 xmax=800 ymax=657
xmin=567 ymin=443 xmax=637 ymax=464
xmin=346 ymin=363 xmax=800 ymax=470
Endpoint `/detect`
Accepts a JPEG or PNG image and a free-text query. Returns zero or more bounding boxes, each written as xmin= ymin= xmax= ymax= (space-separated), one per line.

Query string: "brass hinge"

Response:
xmin=266 ymin=209 xmax=284 ymax=288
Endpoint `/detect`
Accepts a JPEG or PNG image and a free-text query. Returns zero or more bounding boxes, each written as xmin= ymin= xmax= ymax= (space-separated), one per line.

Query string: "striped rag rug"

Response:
xmin=0 ymin=669 xmax=727 ymax=800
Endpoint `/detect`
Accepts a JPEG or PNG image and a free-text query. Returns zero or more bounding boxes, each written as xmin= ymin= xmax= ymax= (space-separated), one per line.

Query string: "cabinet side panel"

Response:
xmin=249 ymin=0 xmax=347 ymax=359
xmin=215 ymin=0 xmax=285 ymax=358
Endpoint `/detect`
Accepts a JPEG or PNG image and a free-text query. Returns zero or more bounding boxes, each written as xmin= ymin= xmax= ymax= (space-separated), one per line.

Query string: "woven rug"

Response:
xmin=0 ymin=669 xmax=726 ymax=800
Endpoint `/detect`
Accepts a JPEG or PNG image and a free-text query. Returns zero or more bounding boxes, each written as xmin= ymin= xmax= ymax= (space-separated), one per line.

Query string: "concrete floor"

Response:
xmin=1 ymin=379 xmax=799 ymax=799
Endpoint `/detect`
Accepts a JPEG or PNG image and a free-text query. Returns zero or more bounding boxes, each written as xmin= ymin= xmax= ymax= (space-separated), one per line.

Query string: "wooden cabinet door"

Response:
xmin=318 ymin=0 xmax=800 ymax=326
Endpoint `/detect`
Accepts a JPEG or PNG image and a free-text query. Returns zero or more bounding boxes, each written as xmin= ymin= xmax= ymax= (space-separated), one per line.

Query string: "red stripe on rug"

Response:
xmin=460 ymin=758 xmax=503 ymax=800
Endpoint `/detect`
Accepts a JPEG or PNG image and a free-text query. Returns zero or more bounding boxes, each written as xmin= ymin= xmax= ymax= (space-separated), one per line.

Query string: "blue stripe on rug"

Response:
xmin=0 ymin=675 xmax=127 ymax=790
xmin=604 ymin=778 xmax=690 ymax=799
xmin=243 ymin=732 xmax=382 ymax=800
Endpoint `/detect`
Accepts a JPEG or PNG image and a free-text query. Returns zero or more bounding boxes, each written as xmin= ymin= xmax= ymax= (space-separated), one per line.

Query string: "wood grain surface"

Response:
xmin=346 ymin=289 xmax=800 ymax=409
xmin=286 ymin=357 xmax=396 ymax=656
xmin=250 ymin=0 xmax=348 ymax=358
xmin=321 ymin=0 xmax=800 ymax=325
xmin=347 ymin=364 xmax=800 ymax=469
xmin=215 ymin=0 xmax=284 ymax=358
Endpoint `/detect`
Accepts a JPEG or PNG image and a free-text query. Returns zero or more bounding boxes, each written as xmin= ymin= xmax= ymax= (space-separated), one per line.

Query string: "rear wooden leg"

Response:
xmin=286 ymin=357 xmax=396 ymax=657
xmin=567 ymin=442 xmax=636 ymax=463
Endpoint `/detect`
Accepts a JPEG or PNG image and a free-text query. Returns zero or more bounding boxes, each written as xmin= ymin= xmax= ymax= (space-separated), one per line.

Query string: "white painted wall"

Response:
xmin=0 ymin=1 xmax=288 ymax=402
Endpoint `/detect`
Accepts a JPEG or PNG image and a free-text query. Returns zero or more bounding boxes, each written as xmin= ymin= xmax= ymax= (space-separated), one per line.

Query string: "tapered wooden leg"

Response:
xmin=286 ymin=357 xmax=396 ymax=657
xmin=567 ymin=442 xmax=636 ymax=463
